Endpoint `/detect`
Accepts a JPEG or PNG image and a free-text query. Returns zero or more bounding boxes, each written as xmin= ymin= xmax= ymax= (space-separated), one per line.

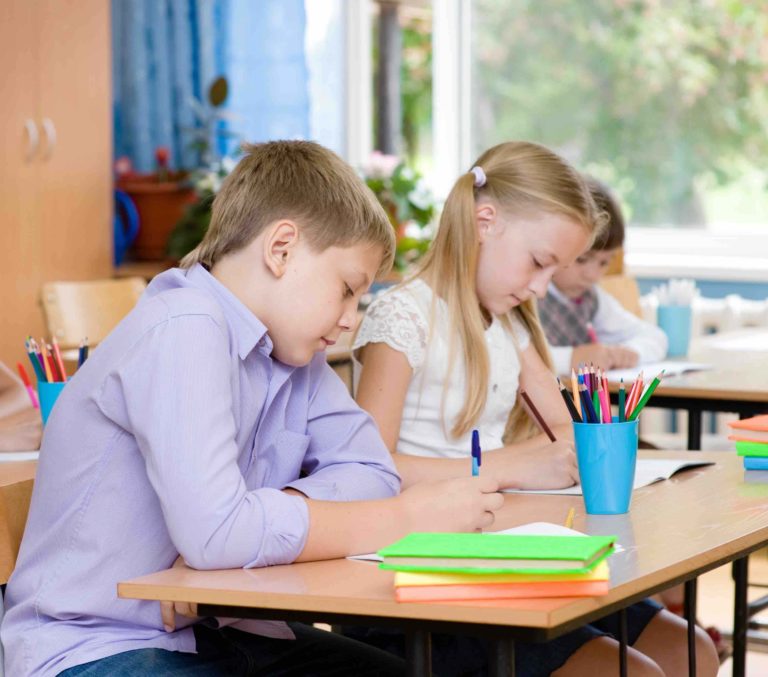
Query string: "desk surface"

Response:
xmin=119 ymin=451 xmax=768 ymax=635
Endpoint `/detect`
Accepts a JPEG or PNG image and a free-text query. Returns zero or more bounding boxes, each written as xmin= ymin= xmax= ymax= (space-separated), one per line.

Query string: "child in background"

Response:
xmin=1 ymin=141 xmax=503 ymax=677
xmin=538 ymin=176 xmax=668 ymax=375
xmin=350 ymin=142 xmax=717 ymax=676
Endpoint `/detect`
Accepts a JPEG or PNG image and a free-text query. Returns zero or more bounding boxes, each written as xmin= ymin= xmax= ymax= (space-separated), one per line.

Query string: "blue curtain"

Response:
xmin=112 ymin=0 xmax=309 ymax=173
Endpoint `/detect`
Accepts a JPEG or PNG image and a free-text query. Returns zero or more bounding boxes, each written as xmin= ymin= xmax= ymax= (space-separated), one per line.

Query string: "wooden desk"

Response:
xmin=609 ymin=330 xmax=768 ymax=449
xmin=0 ymin=461 xmax=36 ymax=584
xmin=120 ymin=452 xmax=763 ymax=676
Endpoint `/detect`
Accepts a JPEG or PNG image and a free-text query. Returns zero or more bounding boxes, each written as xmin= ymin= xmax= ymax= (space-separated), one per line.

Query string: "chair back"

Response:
xmin=40 ymin=277 xmax=147 ymax=350
xmin=600 ymin=274 xmax=643 ymax=318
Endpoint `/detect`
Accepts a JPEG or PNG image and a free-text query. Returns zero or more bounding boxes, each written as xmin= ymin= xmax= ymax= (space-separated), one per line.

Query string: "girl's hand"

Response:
xmin=571 ymin=343 xmax=638 ymax=370
xmin=501 ymin=440 xmax=579 ymax=490
xmin=397 ymin=476 xmax=504 ymax=533
xmin=160 ymin=556 xmax=199 ymax=632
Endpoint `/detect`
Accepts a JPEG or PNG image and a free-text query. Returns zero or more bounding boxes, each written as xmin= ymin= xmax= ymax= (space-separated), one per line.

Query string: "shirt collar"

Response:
xmin=186 ymin=264 xmax=274 ymax=360
xmin=548 ymin=282 xmax=583 ymax=306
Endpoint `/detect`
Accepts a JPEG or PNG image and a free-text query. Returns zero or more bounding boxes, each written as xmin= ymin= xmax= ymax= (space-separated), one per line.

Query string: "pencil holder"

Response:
xmin=657 ymin=304 xmax=692 ymax=357
xmin=573 ymin=418 xmax=639 ymax=515
xmin=37 ymin=381 xmax=66 ymax=426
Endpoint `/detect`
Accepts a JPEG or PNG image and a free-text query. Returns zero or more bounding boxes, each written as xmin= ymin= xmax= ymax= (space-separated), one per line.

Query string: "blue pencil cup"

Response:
xmin=657 ymin=304 xmax=692 ymax=357
xmin=573 ymin=419 xmax=639 ymax=515
xmin=38 ymin=381 xmax=66 ymax=426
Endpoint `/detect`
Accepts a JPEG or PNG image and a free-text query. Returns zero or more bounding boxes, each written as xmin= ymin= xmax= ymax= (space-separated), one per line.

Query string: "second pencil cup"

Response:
xmin=657 ymin=304 xmax=692 ymax=357
xmin=573 ymin=419 xmax=639 ymax=515
xmin=38 ymin=381 xmax=66 ymax=426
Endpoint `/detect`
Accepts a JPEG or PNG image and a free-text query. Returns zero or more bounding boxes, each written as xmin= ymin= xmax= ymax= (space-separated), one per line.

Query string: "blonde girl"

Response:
xmin=350 ymin=142 xmax=718 ymax=676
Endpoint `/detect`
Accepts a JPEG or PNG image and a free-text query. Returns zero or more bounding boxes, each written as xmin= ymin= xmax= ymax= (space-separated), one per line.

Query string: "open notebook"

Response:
xmin=604 ymin=361 xmax=712 ymax=382
xmin=504 ymin=459 xmax=715 ymax=496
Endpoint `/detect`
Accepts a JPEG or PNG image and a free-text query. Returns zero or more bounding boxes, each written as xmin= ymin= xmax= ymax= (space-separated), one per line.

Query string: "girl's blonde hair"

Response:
xmin=181 ymin=141 xmax=395 ymax=278
xmin=414 ymin=141 xmax=605 ymax=440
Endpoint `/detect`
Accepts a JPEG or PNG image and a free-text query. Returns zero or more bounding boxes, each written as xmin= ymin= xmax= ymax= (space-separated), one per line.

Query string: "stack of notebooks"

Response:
xmin=377 ymin=532 xmax=615 ymax=603
xmin=729 ymin=415 xmax=768 ymax=471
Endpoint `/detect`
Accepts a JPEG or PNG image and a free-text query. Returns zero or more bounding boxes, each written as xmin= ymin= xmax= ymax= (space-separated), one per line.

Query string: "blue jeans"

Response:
xmin=59 ymin=622 xmax=405 ymax=676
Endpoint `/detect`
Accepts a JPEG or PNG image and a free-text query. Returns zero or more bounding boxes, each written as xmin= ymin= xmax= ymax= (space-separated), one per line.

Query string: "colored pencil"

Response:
xmin=570 ymin=368 xmax=579 ymax=408
xmin=25 ymin=342 xmax=45 ymax=382
xmin=618 ymin=379 xmax=626 ymax=423
xmin=592 ymin=389 xmax=601 ymax=423
xmin=519 ymin=389 xmax=556 ymax=442
xmin=564 ymin=508 xmax=575 ymax=529
xmin=598 ymin=383 xmax=612 ymax=424
xmin=557 ymin=377 xmax=582 ymax=422
xmin=16 ymin=363 xmax=39 ymax=408
xmin=579 ymin=384 xmax=599 ymax=423
xmin=628 ymin=370 xmax=665 ymax=421
xmin=40 ymin=341 xmax=54 ymax=382
xmin=586 ymin=322 xmax=598 ymax=343
xmin=52 ymin=337 xmax=67 ymax=381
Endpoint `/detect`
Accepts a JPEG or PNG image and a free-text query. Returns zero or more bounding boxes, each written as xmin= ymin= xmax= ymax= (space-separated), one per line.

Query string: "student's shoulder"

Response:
xmin=366 ymin=278 xmax=431 ymax=318
xmin=129 ymin=286 xmax=229 ymax=343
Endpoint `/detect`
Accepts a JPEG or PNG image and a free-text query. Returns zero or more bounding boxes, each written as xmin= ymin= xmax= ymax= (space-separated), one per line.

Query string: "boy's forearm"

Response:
xmin=291 ymin=495 xmax=410 ymax=562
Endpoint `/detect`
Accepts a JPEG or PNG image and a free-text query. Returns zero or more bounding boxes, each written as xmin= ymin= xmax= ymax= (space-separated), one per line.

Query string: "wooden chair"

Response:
xmin=40 ymin=278 xmax=147 ymax=357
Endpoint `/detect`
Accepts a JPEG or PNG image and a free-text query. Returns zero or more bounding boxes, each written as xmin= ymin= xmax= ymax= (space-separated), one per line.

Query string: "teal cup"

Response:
xmin=657 ymin=304 xmax=692 ymax=357
xmin=573 ymin=418 xmax=639 ymax=515
xmin=38 ymin=381 xmax=67 ymax=425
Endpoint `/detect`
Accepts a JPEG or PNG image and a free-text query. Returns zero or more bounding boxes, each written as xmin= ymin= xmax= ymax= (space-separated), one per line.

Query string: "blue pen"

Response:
xmin=471 ymin=429 xmax=481 ymax=476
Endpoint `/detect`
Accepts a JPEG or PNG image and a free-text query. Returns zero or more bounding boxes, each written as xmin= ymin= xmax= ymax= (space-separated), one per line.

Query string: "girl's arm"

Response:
xmin=356 ymin=342 xmax=577 ymax=490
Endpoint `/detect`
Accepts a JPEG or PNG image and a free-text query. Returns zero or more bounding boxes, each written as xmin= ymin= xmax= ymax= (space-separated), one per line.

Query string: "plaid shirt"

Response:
xmin=538 ymin=286 xmax=599 ymax=347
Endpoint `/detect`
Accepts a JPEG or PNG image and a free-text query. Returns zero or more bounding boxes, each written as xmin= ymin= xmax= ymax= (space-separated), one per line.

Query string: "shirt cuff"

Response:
xmin=243 ymin=489 xmax=309 ymax=568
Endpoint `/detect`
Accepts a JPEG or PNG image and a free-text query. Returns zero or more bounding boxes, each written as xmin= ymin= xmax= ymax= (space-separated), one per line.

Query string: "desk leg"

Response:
xmin=687 ymin=407 xmax=702 ymax=450
xmin=619 ymin=607 xmax=628 ymax=677
xmin=489 ymin=637 xmax=515 ymax=677
xmin=684 ymin=578 xmax=697 ymax=677
xmin=733 ymin=557 xmax=749 ymax=677
xmin=406 ymin=629 xmax=431 ymax=677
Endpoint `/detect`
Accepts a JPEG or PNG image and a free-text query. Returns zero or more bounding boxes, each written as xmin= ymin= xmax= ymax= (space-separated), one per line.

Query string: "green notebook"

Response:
xmin=736 ymin=441 xmax=768 ymax=458
xmin=378 ymin=532 xmax=615 ymax=574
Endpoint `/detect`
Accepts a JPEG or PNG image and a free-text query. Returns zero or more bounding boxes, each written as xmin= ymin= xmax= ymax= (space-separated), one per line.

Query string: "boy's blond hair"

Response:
xmin=413 ymin=141 xmax=606 ymax=440
xmin=181 ymin=141 xmax=395 ymax=277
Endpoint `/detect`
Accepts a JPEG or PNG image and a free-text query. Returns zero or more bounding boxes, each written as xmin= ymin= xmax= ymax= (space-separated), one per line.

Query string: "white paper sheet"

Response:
xmin=0 ymin=451 xmax=39 ymax=462
xmin=604 ymin=361 xmax=712 ymax=382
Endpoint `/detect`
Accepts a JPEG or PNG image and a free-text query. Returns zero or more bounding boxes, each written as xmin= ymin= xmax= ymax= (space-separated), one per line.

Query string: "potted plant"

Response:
xmin=362 ymin=152 xmax=436 ymax=271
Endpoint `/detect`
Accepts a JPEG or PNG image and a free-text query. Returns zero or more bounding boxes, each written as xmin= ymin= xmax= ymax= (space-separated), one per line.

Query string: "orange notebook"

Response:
xmin=728 ymin=415 xmax=768 ymax=443
xmin=395 ymin=580 xmax=610 ymax=603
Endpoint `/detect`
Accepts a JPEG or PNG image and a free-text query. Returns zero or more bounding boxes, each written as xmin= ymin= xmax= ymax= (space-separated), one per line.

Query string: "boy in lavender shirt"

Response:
xmin=2 ymin=141 xmax=503 ymax=676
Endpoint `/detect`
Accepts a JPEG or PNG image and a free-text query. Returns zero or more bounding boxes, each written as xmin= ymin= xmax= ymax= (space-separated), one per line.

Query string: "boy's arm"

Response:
xmin=283 ymin=355 xmax=401 ymax=502
xmin=594 ymin=287 xmax=668 ymax=362
xmin=97 ymin=313 xmax=309 ymax=570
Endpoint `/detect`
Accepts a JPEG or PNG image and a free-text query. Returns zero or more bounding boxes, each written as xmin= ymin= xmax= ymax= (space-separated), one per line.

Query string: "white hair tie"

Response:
xmin=470 ymin=166 xmax=486 ymax=188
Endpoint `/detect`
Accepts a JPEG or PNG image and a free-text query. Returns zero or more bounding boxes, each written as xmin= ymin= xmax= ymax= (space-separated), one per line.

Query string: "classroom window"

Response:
xmin=469 ymin=0 xmax=768 ymax=232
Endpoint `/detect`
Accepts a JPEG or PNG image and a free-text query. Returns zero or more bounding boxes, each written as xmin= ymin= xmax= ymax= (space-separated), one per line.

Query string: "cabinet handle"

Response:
xmin=24 ymin=119 xmax=39 ymax=161
xmin=41 ymin=118 xmax=57 ymax=160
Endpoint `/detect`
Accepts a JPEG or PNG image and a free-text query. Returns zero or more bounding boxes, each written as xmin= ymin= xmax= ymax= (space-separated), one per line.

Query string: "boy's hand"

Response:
xmin=397 ymin=476 xmax=504 ymax=533
xmin=160 ymin=556 xmax=199 ymax=632
xmin=571 ymin=343 xmax=639 ymax=370
xmin=501 ymin=440 xmax=579 ymax=490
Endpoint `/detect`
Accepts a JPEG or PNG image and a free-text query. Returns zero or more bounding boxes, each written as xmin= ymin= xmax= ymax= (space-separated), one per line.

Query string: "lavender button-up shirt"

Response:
xmin=2 ymin=264 xmax=400 ymax=677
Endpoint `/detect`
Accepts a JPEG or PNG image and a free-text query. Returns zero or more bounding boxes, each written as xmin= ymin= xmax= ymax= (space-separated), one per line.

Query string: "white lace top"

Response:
xmin=353 ymin=279 xmax=530 ymax=458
